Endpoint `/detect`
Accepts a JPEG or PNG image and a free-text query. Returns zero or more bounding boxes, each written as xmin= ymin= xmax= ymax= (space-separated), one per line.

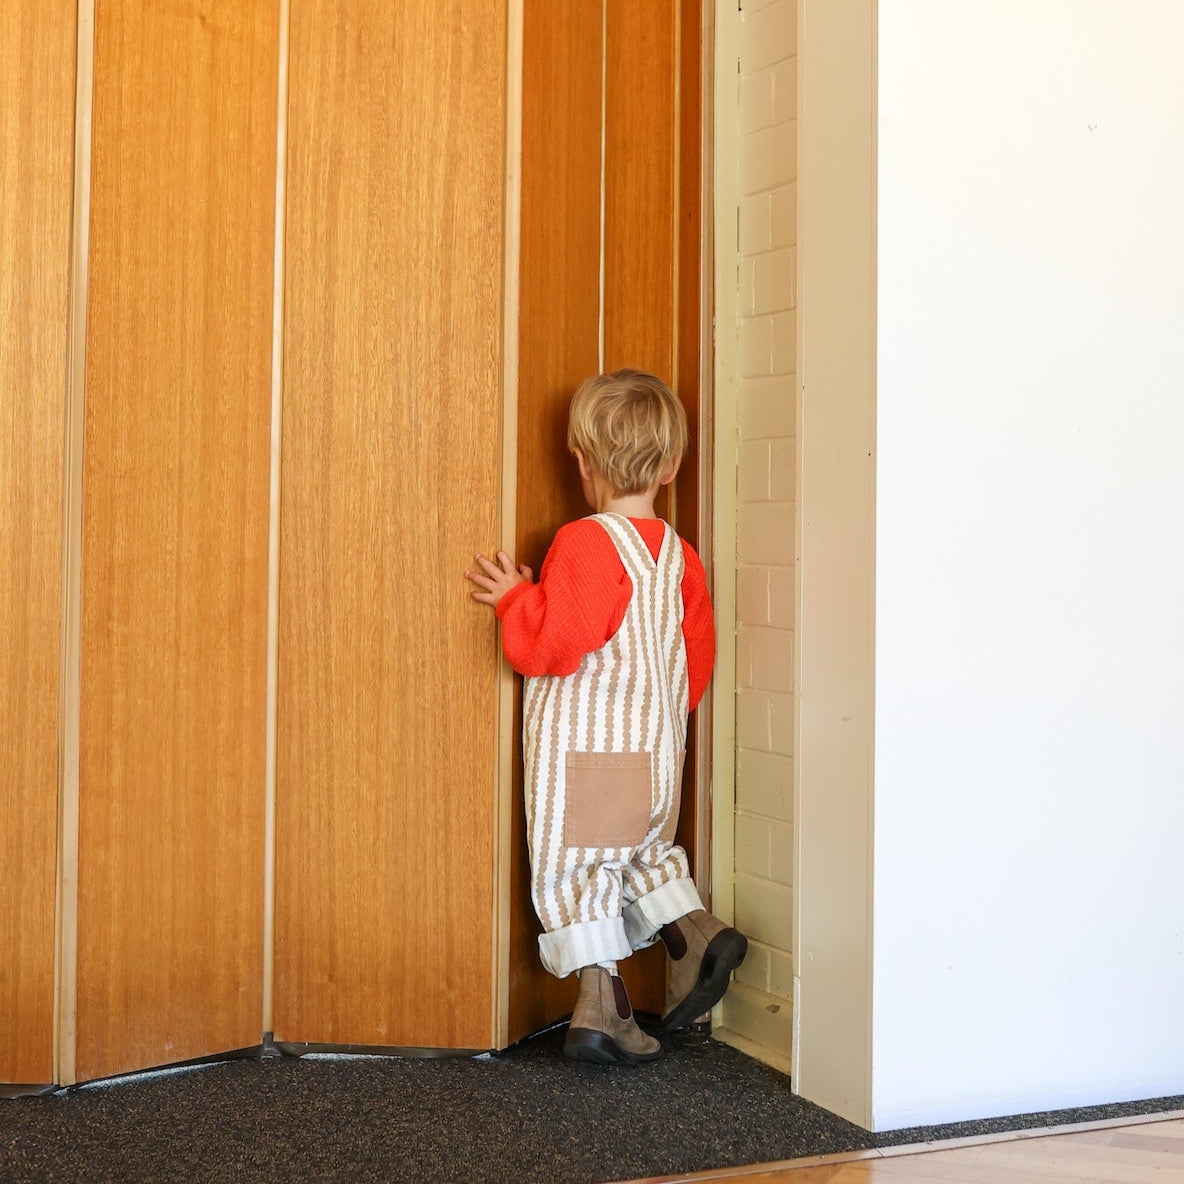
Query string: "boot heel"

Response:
xmin=564 ymin=1026 xmax=665 ymax=1066
xmin=661 ymin=927 xmax=748 ymax=1031
xmin=564 ymin=1027 xmax=621 ymax=1063
xmin=703 ymin=928 xmax=748 ymax=978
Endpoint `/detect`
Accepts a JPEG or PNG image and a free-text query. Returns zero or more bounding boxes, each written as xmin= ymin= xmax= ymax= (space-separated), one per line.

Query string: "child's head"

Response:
xmin=567 ymin=369 xmax=688 ymax=495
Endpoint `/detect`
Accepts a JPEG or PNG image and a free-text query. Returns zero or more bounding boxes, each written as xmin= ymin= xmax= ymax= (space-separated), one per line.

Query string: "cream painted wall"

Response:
xmin=871 ymin=0 xmax=1184 ymax=1129
xmin=716 ymin=0 xmax=798 ymax=1064
xmin=794 ymin=0 xmax=876 ymax=1126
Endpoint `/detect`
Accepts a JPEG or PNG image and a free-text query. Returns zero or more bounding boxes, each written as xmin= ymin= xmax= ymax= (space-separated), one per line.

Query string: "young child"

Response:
xmin=465 ymin=368 xmax=747 ymax=1065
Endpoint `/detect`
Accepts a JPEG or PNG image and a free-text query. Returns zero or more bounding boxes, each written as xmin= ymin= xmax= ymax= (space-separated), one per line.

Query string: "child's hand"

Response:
xmin=465 ymin=551 xmax=533 ymax=609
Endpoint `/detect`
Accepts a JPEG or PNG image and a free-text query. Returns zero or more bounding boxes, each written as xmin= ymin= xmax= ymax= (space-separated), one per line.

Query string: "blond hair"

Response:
xmin=567 ymin=369 xmax=687 ymax=495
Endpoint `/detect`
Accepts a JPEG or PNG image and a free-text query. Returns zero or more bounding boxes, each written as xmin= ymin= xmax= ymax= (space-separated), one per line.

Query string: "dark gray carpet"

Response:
xmin=2 ymin=1022 xmax=1182 ymax=1184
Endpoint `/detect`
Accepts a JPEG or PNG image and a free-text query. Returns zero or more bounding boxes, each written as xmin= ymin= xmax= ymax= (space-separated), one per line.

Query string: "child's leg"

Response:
xmin=621 ymin=842 xmax=748 ymax=1031
xmin=530 ymin=854 xmax=632 ymax=978
xmin=656 ymin=908 xmax=748 ymax=1031
xmin=619 ymin=840 xmax=701 ymax=945
xmin=564 ymin=965 xmax=663 ymax=1065
xmin=529 ymin=850 xmax=664 ymax=1064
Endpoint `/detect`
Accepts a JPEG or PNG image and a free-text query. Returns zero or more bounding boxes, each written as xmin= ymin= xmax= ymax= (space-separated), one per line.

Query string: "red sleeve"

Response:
xmin=680 ymin=540 xmax=715 ymax=712
xmin=496 ymin=520 xmax=630 ymax=676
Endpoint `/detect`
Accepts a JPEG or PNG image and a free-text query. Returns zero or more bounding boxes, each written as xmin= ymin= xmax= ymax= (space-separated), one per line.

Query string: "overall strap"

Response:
xmin=591 ymin=512 xmax=660 ymax=576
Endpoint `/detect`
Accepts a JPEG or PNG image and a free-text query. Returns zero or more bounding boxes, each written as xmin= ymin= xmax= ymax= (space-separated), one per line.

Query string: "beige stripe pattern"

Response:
xmin=524 ymin=513 xmax=692 ymax=978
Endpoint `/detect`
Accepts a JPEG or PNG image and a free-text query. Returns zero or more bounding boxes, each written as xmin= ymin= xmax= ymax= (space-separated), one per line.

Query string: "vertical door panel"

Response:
xmin=603 ymin=0 xmax=678 ymax=383
xmin=509 ymin=0 xmax=604 ymax=1043
xmin=77 ymin=0 xmax=276 ymax=1081
xmin=276 ymin=0 xmax=507 ymax=1049
xmin=516 ymin=0 xmax=603 ymax=571
xmin=673 ymin=0 xmax=705 ymax=878
xmin=511 ymin=0 xmax=702 ymax=1034
xmin=603 ymin=0 xmax=683 ymax=1015
xmin=675 ymin=0 xmax=704 ymax=549
xmin=0 ymin=0 xmax=76 ymax=1087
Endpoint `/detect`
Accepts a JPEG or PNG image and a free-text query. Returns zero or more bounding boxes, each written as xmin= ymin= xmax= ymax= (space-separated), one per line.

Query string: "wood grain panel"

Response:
xmin=507 ymin=0 xmax=604 ymax=1044
xmin=603 ymin=0 xmax=678 ymax=382
xmin=77 ymin=0 xmax=276 ymax=1081
xmin=675 ymin=0 xmax=703 ymax=548
xmin=516 ymin=0 xmax=604 ymax=572
xmin=603 ymin=0 xmax=697 ymax=1017
xmin=509 ymin=0 xmax=704 ymax=1036
xmin=0 ymin=0 xmax=76 ymax=1087
xmin=276 ymin=0 xmax=507 ymax=1049
xmin=673 ymin=0 xmax=704 ymax=884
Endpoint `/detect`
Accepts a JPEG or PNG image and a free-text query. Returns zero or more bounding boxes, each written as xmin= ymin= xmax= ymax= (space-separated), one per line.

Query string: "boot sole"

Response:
xmin=563 ymin=1027 xmax=665 ymax=1066
xmin=661 ymin=928 xmax=749 ymax=1031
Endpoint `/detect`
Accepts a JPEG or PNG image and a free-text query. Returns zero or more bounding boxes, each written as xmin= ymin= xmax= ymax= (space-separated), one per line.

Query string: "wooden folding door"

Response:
xmin=2 ymin=0 xmax=702 ymax=1082
xmin=274 ymin=0 xmax=509 ymax=1050
xmin=74 ymin=0 xmax=277 ymax=1082
xmin=0 ymin=0 xmax=76 ymax=1091
xmin=510 ymin=0 xmax=704 ymax=1040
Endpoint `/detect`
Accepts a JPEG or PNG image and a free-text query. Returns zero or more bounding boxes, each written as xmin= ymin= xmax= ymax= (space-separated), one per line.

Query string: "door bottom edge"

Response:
xmin=272 ymin=1040 xmax=493 ymax=1060
xmin=69 ymin=1043 xmax=264 ymax=1092
xmin=1 ymin=1082 xmax=58 ymax=1100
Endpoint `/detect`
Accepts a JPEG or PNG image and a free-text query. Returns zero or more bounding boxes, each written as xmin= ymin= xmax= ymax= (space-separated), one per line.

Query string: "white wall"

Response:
xmin=871 ymin=0 xmax=1184 ymax=1129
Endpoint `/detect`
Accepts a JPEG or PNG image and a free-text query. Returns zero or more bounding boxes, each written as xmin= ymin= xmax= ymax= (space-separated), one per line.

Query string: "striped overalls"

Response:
xmin=523 ymin=513 xmax=704 ymax=978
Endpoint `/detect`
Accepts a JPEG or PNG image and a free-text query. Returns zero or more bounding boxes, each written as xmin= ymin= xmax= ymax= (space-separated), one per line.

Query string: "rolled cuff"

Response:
xmin=537 ymin=917 xmax=632 ymax=979
xmin=622 ymin=877 xmax=704 ymax=950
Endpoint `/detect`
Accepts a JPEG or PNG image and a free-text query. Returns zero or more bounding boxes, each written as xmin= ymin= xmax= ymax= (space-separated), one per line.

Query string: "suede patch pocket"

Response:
xmin=563 ymin=751 xmax=653 ymax=848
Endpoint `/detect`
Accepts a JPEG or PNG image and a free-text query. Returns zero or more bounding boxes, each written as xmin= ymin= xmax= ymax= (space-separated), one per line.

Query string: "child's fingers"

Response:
xmin=466 ymin=573 xmax=499 ymax=603
xmin=519 ymin=565 xmax=533 ymax=581
xmin=467 ymin=551 xmax=529 ymax=607
xmin=472 ymin=553 xmax=504 ymax=578
xmin=464 ymin=567 xmax=495 ymax=591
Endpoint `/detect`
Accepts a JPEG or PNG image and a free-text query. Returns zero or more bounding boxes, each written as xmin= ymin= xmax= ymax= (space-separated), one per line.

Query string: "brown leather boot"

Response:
xmin=660 ymin=910 xmax=748 ymax=1031
xmin=563 ymin=967 xmax=664 ymax=1065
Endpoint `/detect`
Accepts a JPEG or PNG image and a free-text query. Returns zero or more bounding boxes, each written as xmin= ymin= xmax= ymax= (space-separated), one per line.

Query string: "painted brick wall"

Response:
xmin=720 ymin=0 xmax=796 ymax=1057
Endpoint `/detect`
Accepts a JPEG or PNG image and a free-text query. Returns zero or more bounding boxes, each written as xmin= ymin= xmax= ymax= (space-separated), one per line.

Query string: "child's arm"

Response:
xmin=470 ymin=521 xmax=631 ymax=677
xmin=465 ymin=550 xmax=533 ymax=609
xmin=680 ymin=541 xmax=716 ymax=711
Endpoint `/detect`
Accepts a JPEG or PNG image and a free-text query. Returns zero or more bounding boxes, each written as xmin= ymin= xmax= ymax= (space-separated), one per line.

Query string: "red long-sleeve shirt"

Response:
xmin=495 ymin=516 xmax=715 ymax=711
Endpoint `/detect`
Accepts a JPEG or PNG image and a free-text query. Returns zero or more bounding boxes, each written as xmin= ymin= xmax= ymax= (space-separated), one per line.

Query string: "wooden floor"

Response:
xmin=620 ymin=1113 xmax=1184 ymax=1184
